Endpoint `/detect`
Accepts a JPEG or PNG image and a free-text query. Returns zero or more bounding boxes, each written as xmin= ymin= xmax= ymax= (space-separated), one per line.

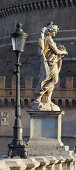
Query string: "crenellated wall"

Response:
xmin=0 ymin=0 xmax=75 ymax=89
xmin=0 ymin=76 xmax=76 ymax=152
xmin=0 ymin=0 xmax=76 ymax=155
xmin=0 ymin=76 xmax=34 ymax=107
xmin=52 ymin=77 xmax=76 ymax=108
xmin=0 ymin=76 xmax=76 ymax=108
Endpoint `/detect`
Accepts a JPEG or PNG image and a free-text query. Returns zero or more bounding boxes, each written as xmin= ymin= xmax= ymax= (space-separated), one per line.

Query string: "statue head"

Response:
xmin=47 ymin=22 xmax=59 ymax=36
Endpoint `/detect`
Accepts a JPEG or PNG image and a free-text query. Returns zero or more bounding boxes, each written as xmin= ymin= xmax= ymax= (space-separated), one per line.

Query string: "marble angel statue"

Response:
xmin=32 ymin=23 xmax=68 ymax=111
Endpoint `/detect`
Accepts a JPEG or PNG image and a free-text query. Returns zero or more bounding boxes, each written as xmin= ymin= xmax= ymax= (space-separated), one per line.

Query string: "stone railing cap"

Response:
xmin=34 ymin=157 xmax=50 ymax=166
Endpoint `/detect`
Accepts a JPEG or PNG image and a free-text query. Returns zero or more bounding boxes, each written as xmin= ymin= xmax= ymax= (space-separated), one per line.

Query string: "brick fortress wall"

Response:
xmin=0 ymin=0 xmax=76 ymax=154
xmin=0 ymin=1 xmax=75 ymax=88
xmin=0 ymin=76 xmax=34 ymax=108
xmin=0 ymin=76 xmax=75 ymax=108
xmin=0 ymin=76 xmax=76 ymax=152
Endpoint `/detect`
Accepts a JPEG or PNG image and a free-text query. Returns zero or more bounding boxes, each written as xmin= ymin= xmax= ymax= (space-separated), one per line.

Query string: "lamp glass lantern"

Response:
xmin=11 ymin=23 xmax=28 ymax=52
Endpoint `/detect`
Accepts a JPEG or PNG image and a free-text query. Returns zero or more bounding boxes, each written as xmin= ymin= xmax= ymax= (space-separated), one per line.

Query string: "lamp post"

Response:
xmin=8 ymin=23 xmax=28 ymax=158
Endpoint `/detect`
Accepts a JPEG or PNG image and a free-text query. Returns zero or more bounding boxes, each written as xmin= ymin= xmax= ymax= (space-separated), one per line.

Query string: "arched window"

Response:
xmin=51 ymin=99 xmax=55 ymax=104
xmin=44 ymin=0 xmax=48 ymax=8
xmin=31 ymin=99 xmax=34 ymax=102
xmin=58 ymin=99 xmax=62 ymax=107
xmin=24 ymin=99 xmax=28 ymax=107
xmin=4 ymin=99 xmax=8 ymax=106
xmin=0 ymin=99 xmax=2 ymax=106
xmin=11 ymin=99 xmax=15 ymax=106
xmin=72 ymin=100 xmax=76 ymax=107
xmin=20 ymin=99 xmax=22 ymax=105
xmin=40 ymin=1 xmax=44 ymax=9
xmin=65 ymin=99 xmax=69 ymax=108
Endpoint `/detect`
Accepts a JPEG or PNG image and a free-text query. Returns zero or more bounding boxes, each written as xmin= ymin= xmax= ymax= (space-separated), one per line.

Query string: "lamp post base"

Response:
xmin=8 ymin=144 xmax=27 ymax=158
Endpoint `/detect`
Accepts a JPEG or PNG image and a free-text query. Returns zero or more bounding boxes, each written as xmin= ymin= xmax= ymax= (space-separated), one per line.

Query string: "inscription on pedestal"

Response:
xmin=31 ymin=117 xmax=57 ymax=138
xmin=27 ymin=111 xmax=64 ymax=156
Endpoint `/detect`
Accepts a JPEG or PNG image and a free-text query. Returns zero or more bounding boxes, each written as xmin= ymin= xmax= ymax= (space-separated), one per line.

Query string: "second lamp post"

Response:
xmin=8 ymin=23 xmax=28 ymax=158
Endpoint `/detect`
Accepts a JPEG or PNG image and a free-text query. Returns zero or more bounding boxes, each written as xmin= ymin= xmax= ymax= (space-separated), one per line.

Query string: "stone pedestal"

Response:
xmin=29 ymin=111 xmax=63 ymax=144
xmin=26 ymin=111 xmax=68 ymax=156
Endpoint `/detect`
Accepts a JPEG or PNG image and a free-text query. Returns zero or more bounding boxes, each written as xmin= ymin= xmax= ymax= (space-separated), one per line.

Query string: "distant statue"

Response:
xmin=32 ymin=23 xmax=68 ymax=111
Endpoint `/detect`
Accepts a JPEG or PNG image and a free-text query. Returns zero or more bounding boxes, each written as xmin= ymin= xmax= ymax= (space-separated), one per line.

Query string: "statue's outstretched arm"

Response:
xmin=48 ymin=38 xmax=67 ymax=55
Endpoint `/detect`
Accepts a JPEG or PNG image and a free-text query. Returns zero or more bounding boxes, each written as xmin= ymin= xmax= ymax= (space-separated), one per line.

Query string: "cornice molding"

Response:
xmin=0 ymin=0 xmax=76 ymax=17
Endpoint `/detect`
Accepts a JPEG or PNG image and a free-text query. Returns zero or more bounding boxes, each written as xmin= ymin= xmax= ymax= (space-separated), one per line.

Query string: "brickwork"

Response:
xmin=0 ymin=5 xmax=75 ymax=89
xmin=0 ymin=0 xmax=75 ymax=154
xmin=0 ymin=76 xmax=6 ymax=89
xmin=25 ymin=76 xmax=33 ymax=89
xmin=11 ymin=77 xmax=16 ymax=89
xmin=0 ymin=76 xmax=75 ymax=108
xmin=0 ymin=76 xmax=76 ymax=151
xmin=66 ymin=77 xmax=73 ymax=89
xmin=0 ymin=76 xmax=34 ymax=107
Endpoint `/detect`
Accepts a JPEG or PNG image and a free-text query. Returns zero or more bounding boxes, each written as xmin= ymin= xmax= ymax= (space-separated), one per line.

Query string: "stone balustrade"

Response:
xmin=0 ymin=155 xmax=76 ymax=170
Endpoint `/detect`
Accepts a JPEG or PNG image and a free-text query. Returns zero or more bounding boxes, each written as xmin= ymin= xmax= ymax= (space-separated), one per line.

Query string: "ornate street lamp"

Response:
xmin=8 ymin=23 xmax=28 ymax=158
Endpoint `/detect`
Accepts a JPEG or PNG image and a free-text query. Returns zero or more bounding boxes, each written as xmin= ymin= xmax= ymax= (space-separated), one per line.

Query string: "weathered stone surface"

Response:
xmin=0 ymin=160 xmax=10 ymax=170
xmin=0 ymin=155 xmax=75 ymax=170
xmin=32 ymin=23 xmax=68 ymax=111
xmin=26 ymin=110 xmax=74 ymax=157
xmin=0 ymin=0 xmax=76 ymax=157
xmin=0 ymin=6 xmax=75 ymax=88
xmin=27 ymin=110 xmax=64 ymax=155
